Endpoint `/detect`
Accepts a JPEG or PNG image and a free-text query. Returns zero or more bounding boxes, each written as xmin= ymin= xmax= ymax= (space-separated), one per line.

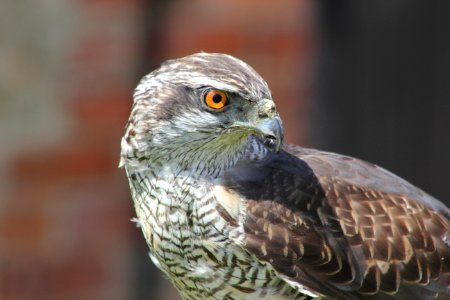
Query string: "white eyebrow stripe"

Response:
xmin=184 ymin=76 xmax=241 ymax=93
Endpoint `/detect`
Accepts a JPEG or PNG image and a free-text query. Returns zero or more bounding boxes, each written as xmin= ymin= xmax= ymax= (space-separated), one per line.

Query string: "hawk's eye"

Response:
xmin=204 ymin=89 xmax=228 ymax=110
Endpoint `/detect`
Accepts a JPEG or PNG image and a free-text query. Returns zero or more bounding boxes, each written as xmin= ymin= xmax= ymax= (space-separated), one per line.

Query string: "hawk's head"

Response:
xmin=120 ymin=53 xmax=284 ymax=175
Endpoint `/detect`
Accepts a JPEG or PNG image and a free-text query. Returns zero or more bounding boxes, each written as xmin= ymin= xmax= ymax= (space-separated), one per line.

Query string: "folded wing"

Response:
xmin=216 ymin=145 xmax=450 ymax=299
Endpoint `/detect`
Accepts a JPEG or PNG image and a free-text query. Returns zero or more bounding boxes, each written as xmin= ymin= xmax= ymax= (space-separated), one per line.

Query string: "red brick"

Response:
xmin=0 ymin=255 xmax=108 ymax=300
xmin=0 ymin=210 xmax=46 ymax=252
xmin=1 ymin=260 xmax=50 ymax=300
xmin=50 ymin=253 xmax=108 ymax=294
xmin=166 ymin=30 xmax=245 ymax=56
xmin=69 ymin=88 xmax=131 ymax=132
xmin=77 ymin=0 xmax=140 ymax=8
xmin=70 ymin=35 xmax=138 ymax=71
xmin=12 ymin=143 xmax=117 ymax=184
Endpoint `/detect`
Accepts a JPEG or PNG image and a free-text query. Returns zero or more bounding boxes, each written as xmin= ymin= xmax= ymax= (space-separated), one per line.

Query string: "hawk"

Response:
xmin=120 ymin=53 xmax=450 ymax=300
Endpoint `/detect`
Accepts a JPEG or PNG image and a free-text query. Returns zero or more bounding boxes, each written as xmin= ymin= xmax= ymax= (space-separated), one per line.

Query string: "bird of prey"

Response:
xmin=120 ymin=52 xmax=450 ymax=300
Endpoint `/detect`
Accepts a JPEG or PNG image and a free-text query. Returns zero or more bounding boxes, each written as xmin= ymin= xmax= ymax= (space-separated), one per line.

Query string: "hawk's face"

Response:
xmin=121 ymin=53 xmax=284 ymax=175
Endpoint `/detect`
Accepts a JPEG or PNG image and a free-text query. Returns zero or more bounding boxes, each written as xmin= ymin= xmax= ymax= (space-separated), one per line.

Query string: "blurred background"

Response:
xmin=0 ymin=0 xmax=449 ymax=299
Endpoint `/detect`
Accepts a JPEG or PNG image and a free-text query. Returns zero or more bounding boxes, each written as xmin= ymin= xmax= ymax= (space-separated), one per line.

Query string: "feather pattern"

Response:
xmin=219 ymin=145 xmax=450 ymax=299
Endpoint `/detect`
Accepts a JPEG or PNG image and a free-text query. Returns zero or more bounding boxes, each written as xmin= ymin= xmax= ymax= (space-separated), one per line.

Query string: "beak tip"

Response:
xmin=257 ymin=116 xmax=284 ymax=152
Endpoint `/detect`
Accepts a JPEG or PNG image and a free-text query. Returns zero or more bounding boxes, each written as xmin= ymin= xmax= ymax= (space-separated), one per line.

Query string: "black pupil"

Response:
xmin=212 ymin=93 xmax=223 ymax=103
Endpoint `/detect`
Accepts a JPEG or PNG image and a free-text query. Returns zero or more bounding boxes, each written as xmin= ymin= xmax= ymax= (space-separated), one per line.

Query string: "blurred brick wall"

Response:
xmin=0 ymin=1 xmax=316 ymax=300
xmin=0 ymin=1 xmax=142 ymax=299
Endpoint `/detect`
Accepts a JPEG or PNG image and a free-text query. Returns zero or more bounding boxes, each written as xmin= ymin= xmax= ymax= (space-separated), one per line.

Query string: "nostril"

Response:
xmin=263 ymin=134 xmax=278 ymax=149
xmin=264 ymin=134 xmax=276 ymax=140
xmin=258 ymin=112 xmax=269 ymax=119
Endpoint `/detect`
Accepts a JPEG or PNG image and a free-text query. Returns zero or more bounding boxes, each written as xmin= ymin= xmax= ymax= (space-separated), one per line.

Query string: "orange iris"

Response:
xmin=205 ymin=90 xmax=228 ymax=109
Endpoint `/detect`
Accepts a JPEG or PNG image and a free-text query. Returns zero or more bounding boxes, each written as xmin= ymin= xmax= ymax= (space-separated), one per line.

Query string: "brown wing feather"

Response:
xmin=219 ymin=145 xmax=450 ymax=299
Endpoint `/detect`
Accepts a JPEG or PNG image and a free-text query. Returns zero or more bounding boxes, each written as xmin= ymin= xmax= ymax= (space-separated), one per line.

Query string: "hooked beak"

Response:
xmin=254 ymin=116 xmax=284 ymax=152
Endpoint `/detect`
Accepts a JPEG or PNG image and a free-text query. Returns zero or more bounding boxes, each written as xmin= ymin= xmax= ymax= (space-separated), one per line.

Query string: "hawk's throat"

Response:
xmin=142 ymin=131 xmax=269 ymax=179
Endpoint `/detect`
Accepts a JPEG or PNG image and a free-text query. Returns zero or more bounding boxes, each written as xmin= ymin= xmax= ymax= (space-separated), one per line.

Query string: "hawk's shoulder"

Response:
xmin=285 ymin=144 xmax=450 ymax=217
xmin=214 ymin=145 xmax=450 ymax=299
